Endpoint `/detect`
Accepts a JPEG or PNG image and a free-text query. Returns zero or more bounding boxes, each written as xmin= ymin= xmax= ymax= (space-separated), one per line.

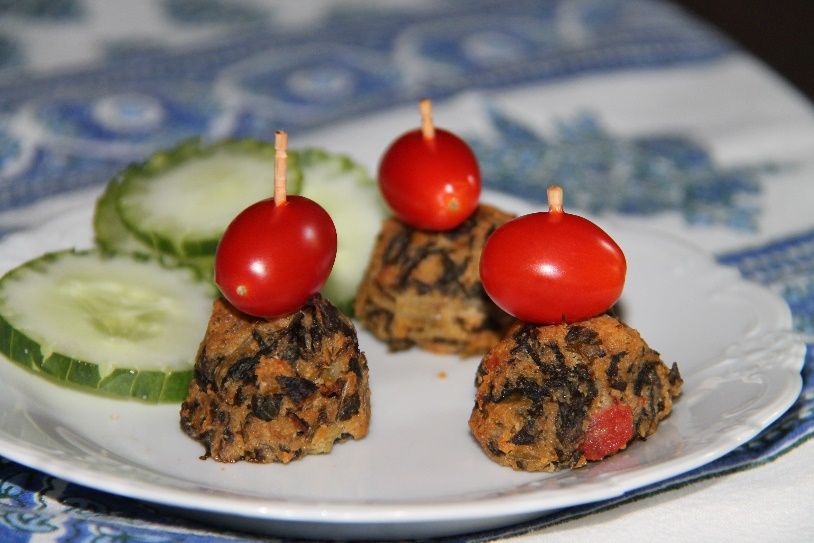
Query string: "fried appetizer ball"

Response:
xmin=181 ymin=294 xmax=370 ymax=463
xmin=354 ymin=204 xmax=514 ymax=356
xmin=469 ymin=315 xmax=682 ymax=471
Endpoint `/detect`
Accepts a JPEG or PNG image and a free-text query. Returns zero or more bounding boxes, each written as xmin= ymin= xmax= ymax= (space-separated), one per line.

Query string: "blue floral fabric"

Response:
xmin=470 ymin=109 xmax=777 ymax=231
xmin=0 ymin=0 xmax=810 ymax=541
xmin=0 ymin=0 xmax=732 ymax=210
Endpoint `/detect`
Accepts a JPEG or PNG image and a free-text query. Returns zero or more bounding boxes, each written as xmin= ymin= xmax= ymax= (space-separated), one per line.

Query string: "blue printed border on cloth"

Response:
xmin=0 ymin=0 xmax=733 ymax=211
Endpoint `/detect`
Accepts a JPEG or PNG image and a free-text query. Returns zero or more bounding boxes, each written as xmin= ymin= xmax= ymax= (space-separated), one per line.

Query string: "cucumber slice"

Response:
xmin=98 ymin=139 xmax=383 ymax=314
xmin=296 ymin=149 xmax=386 ymax=314
xmin=0 ymin=250 xmax=214 ymax=402
xmin=116 ymin=138 xmax=302 ymax=258
xmin=94 ymin=174 xmax=216 ymax=280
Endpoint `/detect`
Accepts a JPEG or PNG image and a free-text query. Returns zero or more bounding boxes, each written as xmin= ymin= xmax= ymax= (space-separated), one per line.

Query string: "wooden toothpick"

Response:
xmin=547 ymin=185 xmax=563 ymax=214
xmin=419 ymin=98 xmax=435 ymax=140
xmin=274 ymin=130 xmax=288 ymax=206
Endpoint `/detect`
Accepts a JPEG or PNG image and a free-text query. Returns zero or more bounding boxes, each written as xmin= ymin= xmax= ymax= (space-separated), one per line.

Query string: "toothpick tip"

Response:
xmin=419 ymin=98 xmax=435 ymax=140
xmin=547 ymin=185 xmax=563 ymax=213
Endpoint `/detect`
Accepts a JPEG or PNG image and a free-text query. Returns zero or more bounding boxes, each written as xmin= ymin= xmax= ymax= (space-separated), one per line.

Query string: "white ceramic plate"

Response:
xmin=0 ymin=191 xmax=804 ymax=540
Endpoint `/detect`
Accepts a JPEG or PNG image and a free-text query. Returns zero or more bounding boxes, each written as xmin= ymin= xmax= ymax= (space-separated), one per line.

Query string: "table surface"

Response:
xmin=674 ymin=0 xmax=814 ymax=104
xmin=0 ymin=1 xmax=812 ymax=541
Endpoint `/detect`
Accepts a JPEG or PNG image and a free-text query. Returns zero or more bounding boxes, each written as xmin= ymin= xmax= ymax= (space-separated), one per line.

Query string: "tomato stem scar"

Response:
xmin=547 ymin=185 xmax=563 ymax=214
xmin=419 ymin=98 xmax=435 ymax=140
xmin=274 ymin=130 xmax=288 ymax=206
xmin=236 ymin=285 xmax=248 ymax=296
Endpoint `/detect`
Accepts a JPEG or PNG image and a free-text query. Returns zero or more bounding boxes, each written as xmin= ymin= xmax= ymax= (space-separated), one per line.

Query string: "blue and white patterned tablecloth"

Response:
xmin=0 ymin=1 xmax=813 ymax=541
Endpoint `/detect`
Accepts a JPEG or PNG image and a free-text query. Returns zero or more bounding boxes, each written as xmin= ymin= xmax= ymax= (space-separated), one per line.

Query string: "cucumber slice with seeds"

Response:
xmin=94 ymin=174 xmax=216 ymax=280
xmin=0 ymin=250 xmax=214 ymax=402
xmin=116 ymin=138 xmax=302 ymax=259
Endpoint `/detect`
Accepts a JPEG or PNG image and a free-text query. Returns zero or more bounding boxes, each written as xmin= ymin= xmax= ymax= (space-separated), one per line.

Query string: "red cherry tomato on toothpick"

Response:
xmin=378 ymin=99 xmax=481 ymax=230
xmin=214 ymin=131 xmax=337 ymax=318
xmin=480 ymin=186 xmax=626 ymax=324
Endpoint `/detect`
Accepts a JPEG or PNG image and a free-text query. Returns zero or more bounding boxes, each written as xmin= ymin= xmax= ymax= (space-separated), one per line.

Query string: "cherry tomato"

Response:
xmin=214 ymin=195 xmax=337 ymax=318
xmin=479 ymin=206 xmax=626 ymax=324
xmin=378 ymin=128 xmax=481 ymax=230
